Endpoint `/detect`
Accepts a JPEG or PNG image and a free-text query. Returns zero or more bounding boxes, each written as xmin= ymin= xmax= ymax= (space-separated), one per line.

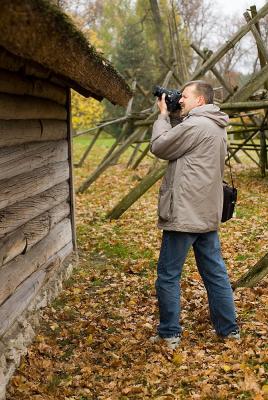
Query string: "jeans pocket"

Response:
xmin=158 ymin=189 xmax=173 ymax=221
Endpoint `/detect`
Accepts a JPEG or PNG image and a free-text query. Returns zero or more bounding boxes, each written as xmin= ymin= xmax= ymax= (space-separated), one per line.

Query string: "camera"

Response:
xmin=153 ymin=85 xmax=181 ymax=112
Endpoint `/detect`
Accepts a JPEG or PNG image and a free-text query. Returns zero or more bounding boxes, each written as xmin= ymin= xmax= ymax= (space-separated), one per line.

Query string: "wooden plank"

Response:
xmin=0 ymin=241 xmax=73 ymax=338
xmin=250 ymin=5 xmax=268 ymax=91
xmin=191 ymin=3 xmax=268 ymax=79
xmin=0 ymin=68 xmax=67 ymax=105
xmin=0 ymin=218 xmax=72 ymax=306
xmin=233 ymin=252 xmax=268 ymax=289
xmin=0 ymin=181 xmax=69 ymax=238
xmin=66 ymin=89 xmax=77 ymax=250
xmin=107 ymin=162 xmax=167 ymax=220
xmin=0 ymin=93 xmax=66 ymax=120
xmin=0 ymin=161 xmax=69 ymax=211
xmin=0 ymin=140 xmax=68 ymax=181
xmin=190 ymin=43 xmax=234 ymax=95
xmin=0 ymin=201 xmax=70 ymax=267
xmin=220 ymin=100 xmax=268 ymax=111
xmin=0 ymin=213 xmax=49 ymax=267
xmin=0 ymin=269 xmax=46 ymax=337
xmin=49 ymin=201 xmax=71 ymax=229
xmin=0 ymin=119 xmax=67 ymax=147
xmin=244 ymin=11 xmax=268 ymax=63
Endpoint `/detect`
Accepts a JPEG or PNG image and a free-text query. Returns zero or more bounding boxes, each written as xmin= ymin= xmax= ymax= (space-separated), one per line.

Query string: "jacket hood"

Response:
xmin=188 ymin=104 xmax=229 ymax=127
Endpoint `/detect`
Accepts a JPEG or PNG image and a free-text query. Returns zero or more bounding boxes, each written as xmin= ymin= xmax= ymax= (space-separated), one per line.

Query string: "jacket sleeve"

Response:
xmin=150 ymin=114 xmax=200 ymax=160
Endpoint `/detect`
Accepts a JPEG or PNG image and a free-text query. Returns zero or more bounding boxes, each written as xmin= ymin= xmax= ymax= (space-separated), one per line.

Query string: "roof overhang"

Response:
xmin=0 ymin=0 xmax=132 ymax=107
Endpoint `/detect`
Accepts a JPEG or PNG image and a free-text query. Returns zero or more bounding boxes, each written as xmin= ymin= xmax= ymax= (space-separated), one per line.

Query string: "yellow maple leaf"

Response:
xmin=86 ymin=334 xmax=93 ymax=345
xmin=222 ymin=364 xmax=231 ymax=372
xmin=173 ymin=353 xmax=184 ymax=365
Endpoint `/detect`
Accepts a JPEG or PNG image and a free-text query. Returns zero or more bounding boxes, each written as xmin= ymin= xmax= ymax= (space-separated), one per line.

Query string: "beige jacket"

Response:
xmin=150 ymin=104 xmax=228 ymax=233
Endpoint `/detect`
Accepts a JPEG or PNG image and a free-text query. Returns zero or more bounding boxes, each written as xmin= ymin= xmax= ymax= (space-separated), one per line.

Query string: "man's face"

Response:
xmin=179 ymin=85 xmax=205 ymax=117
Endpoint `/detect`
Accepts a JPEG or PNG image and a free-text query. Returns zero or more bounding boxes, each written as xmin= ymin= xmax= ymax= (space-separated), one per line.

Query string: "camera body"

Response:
xmin=153 ymin=85 xmax=181 ymax=112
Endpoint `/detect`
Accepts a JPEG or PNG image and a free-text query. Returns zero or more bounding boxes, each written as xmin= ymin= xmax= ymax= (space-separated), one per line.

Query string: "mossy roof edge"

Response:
xmin=0 ymin=0 xmax=132 ymax=106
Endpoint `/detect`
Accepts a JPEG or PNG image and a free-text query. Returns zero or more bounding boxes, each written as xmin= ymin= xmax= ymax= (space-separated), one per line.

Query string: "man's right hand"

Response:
xmin=157 ymin=93 xmax=168 ymax=116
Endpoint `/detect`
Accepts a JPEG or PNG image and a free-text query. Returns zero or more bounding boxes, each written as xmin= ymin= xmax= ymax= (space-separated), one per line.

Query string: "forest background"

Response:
xmin=56 ymin=0 xmax=268 ymax=132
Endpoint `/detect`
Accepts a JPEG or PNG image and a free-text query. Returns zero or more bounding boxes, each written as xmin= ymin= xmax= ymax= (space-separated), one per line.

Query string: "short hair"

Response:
xmin=182 ymin=80 xmax=214 ymax=104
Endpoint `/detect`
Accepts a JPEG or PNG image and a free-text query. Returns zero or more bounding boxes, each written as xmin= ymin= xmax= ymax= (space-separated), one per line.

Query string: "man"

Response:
xmin=150 ymin=80 xmax=239 ymax=350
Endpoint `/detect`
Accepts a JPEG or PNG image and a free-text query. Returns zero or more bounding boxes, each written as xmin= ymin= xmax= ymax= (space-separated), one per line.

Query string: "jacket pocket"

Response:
xmin=158 ymin=188 xmax=173 ymax=221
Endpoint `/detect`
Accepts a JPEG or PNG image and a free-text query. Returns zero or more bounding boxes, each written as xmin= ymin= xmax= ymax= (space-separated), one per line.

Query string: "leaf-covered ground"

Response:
xmin=7 ymin=136 xmax=268 ymax=400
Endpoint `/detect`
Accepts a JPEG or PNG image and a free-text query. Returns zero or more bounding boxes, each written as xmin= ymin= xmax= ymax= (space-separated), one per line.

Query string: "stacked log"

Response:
xmin=0 ymin=66 xmax=74 ymax=341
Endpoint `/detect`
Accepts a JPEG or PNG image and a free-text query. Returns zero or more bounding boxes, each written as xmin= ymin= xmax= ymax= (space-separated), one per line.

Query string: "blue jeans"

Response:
xmin=156 ymin=230 xmax=238 ymax=337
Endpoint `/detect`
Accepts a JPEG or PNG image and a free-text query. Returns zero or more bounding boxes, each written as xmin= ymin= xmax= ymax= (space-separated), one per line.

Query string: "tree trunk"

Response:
xmin=149 ymin=0 xmax=166 ymax=58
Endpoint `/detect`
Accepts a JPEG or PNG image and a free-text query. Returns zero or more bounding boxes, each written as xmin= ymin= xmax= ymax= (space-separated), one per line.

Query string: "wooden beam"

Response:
xmin=0 ymin=268 xmax=46 ymax=337
xmin=66 ymin=89 xmax=77 ymax=251
xmin=190 ymin=2 xmax=268 ymax=79
xmin=191 ymin=43 xmax=234 ymax=95
xmin=220 ymin=100 xmax=268 ymax=111
xmin=132 ymin=143 xmax=151 ymax=170
xmin=0 ymin=201 xmax=70 ymax=267
xmin=0 ymin=68 xmax=67 ymax=105
xmin=226 ymin=64 xmax=268 ymax=103
xmin=0 ymin=119 xmax=67 ymax=147
xmin=0 ymin=93 xmax=66 ymax=120
xmin=0 ymin=161 xmax=69 ymax=211
xmin=0 ymin=218 xmax=72 ymax=306
xmin=0 ymin=140 xmax=68 ymax=181
xmin=0 ymin=181 xmax=69 ymax=238
xmin=0 ymin=241 xmax=73 ymax=338
xmin=233 ymin=252 xmax=268 ymax=289
xmin=244 ymin=11 xmax=268 ymax=64
xmin=250 ymin=5 xmax=268 ymax=90
xmin=106 ymin=162 xmax=167 ymax=220
xmin=227 ymin=131 xmax=259 ymax=161
xmin=90 ymin=79 xmax=138 ymax=167
xmin=127 ymin=128 xmax=149 ymax=168
xmin=77 ymin=125 xmax=148 ymax=193
xmin=73 ymin=116 xmax=128 ymax=137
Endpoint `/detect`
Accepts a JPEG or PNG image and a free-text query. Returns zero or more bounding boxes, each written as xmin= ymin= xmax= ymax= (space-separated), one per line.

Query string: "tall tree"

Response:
xmin=149 ymin=0 xmax=166 ymax=57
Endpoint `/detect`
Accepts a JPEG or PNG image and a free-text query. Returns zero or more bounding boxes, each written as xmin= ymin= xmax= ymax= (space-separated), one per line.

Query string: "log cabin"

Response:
xmin=0 ymin=1 xmax=131 ymax=397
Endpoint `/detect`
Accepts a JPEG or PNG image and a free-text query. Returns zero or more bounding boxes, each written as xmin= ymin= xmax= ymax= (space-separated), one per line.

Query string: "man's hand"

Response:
xmin=157 ymin=93 xmax=168 ymax=115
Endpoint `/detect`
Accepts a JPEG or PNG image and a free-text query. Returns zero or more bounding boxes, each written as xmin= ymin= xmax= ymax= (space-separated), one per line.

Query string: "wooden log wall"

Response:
xmin=0 ymin=65 xmax=74 ymax=339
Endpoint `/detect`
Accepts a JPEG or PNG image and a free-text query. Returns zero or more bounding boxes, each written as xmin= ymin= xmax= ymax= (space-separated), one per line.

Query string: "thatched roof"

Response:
xmin=0 ymin=0 xmax=132 ymax=107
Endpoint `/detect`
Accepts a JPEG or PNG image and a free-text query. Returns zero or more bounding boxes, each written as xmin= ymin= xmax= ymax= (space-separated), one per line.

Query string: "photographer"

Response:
xmin=150 ymin=80 xmax=239 ymax=350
